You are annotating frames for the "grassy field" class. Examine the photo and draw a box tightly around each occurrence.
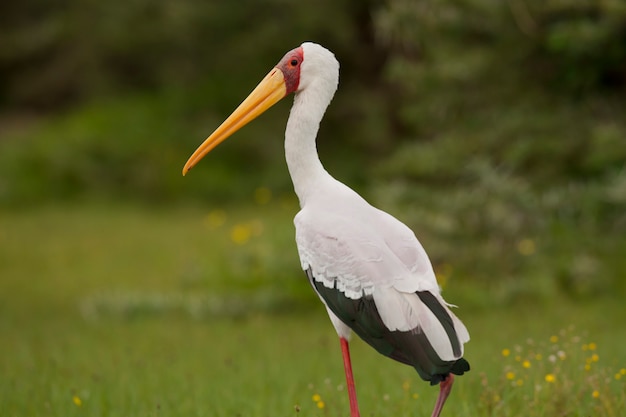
[1,204,624,416]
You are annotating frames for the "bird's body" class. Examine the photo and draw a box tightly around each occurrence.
[183,42,470,417]
[297,186,470,384]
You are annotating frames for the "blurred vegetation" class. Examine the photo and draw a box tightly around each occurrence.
[371,0,626,302]
[2,206,626,416]
[1,0,625,303]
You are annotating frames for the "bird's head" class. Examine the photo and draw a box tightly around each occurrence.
[182,42,338,175]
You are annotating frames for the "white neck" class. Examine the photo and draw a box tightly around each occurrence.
[284,82,335,206]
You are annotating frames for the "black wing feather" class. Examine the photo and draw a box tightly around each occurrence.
[306,268,470,385]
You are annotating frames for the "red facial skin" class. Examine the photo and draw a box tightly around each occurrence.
[276,46,303,95]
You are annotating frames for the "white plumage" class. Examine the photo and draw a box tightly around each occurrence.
[183,41,470,417]
[294,176,470,360]
[288,43,468,360]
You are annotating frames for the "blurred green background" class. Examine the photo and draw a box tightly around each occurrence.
[2,0,625,301]
[1,0,626,415]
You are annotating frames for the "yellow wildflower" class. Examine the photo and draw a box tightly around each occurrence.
[545,374,556,383]
[549,335,558,343]
[517,239,536,255]
[588,342,597,351]
[501,348,510,357]
[506,371,516,380]
[231,224,252,244]
[72,395,82,407]
[621,368,626,375]
[412,393,419,399]
[312,394,321,402]
[522,360,531,369]
[316,401,325,409]
[590,353,599,362]
[516,379,524,387]
[592,390,600,399]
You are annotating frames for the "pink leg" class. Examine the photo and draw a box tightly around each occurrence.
[431,374,454,417]
[340,337,361,417]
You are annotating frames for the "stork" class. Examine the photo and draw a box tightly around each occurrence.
[183,42,470,417]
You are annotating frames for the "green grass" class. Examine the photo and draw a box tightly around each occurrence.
[1,204,624,416]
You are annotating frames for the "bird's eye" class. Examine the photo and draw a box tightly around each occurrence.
[290,59,299,67]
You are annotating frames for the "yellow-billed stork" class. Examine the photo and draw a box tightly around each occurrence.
[183,42,470,417]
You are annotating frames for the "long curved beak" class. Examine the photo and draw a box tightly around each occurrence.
[182,68,288,175]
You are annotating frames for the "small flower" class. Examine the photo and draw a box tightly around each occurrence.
[312,394,321,402]
[517,239,535,255]
[545,374,556,383]
[615,373,622,380]
[588,342,597,351]
[590,353,599,362]
[230,224,252,245]
[412,393,419,400]
[592,390,600,399]
[557,351,566,360]
[316,401,325,409]
[621,368,626,375]
[506,371,516,380]
[501,348,511,357]
[522,360,531,369]
[549,335,558,343]
[72,395,82,407]
[535,353,543,360]
[515,379,524,387]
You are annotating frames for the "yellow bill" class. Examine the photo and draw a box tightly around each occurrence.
[182,68,288,175]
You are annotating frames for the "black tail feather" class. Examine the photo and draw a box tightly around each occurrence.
[306,268,471,385]
[416,291,462,357]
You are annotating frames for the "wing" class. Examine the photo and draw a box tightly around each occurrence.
[295,198,470,369]
[307,267,470,383]
[295,203,439,299]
